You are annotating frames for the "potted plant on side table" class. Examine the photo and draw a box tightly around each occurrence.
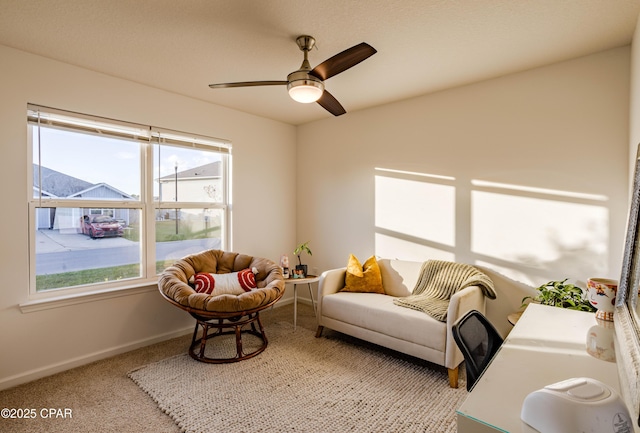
[521,279,596,312]
[293,241,312,278]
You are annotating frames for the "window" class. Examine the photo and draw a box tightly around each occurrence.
[28,104,230,298]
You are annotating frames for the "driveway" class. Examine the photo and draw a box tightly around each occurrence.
[35,229,220,274]
[35,229,135,253]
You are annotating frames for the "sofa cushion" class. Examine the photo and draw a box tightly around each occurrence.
[341,254,384,294]
[322,292,447,351]
[377,259,421,297]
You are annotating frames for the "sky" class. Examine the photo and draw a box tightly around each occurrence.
[35,126,222,196]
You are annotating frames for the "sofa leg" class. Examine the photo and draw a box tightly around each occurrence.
[315,326,324,338]
[448,367,459,389]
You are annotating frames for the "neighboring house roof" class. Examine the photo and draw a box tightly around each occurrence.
[159,161,221,181]
[33,164,134,199]
[33,186,57,198]
[69,183,134,199]
[33,164,93,197]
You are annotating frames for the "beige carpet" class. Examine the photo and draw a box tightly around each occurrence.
[0,304,467,432]
[128,321,467,433]
[0,304,313,433]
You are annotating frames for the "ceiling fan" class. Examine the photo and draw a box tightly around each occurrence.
[209,35,377,116]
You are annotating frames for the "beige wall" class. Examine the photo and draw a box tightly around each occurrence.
[297,47,630,329]
[0,39,634,389]
[0,45,297,389]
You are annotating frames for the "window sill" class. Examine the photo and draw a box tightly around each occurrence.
[19,281,159,313]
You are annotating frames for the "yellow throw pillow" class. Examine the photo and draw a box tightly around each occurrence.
[341,254,384,294]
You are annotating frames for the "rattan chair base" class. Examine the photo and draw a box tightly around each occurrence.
[188,311,268,363]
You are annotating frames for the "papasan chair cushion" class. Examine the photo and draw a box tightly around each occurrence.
[159,249,285,314]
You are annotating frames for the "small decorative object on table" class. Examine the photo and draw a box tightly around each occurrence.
[586,318,616,362]
[280,254,290,279]
[293,241,312,277]
[587,278,618,321]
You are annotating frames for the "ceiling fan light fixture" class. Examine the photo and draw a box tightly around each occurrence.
[287,79,324,103]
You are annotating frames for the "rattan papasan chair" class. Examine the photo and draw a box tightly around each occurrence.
[158,249,285,363]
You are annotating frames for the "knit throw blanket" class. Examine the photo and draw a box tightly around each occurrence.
[393,260,496,321]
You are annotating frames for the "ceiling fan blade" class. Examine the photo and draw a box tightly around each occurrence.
[209,81,287,89]
[309,42,377,81]
[317,90,346,116]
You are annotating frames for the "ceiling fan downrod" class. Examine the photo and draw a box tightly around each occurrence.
[288,35,324,102]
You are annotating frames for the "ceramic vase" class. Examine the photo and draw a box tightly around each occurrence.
[587,278,618,322]
[586,318,616,362]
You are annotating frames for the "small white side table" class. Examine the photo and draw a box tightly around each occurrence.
[284,275,320,330]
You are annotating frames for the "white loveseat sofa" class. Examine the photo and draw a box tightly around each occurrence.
[315,258,488,388]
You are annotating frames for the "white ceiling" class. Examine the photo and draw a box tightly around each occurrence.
[0,0,638,125]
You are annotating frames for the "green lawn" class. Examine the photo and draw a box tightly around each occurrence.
[36,264,141,291]
[36,222,221,291]
[123,221,221,242]
[36,260,181,291]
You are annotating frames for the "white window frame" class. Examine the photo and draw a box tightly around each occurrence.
[24,104,231,308]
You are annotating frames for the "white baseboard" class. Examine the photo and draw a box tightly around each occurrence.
[0,325,193,391]
[276,297,314,307]
[277,297,294,306]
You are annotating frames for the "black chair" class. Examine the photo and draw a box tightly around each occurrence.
[452,309,504,391]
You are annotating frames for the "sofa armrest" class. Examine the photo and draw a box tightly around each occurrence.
[318,267,346,296]
[444,285,486,369]
[316,267,346,321]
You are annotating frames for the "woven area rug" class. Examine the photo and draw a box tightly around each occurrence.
[128,322,467,433]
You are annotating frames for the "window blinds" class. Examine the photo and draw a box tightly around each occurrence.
[27,104,231,153]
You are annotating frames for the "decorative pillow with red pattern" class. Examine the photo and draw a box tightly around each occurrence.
[192,267,258,296]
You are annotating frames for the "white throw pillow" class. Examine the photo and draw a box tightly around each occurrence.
[192,267,258,296]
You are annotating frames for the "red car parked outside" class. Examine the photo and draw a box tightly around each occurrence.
[80,215,124,238]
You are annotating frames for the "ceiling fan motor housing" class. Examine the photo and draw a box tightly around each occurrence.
[287,71,324,103]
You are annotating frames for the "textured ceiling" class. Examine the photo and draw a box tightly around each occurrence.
[0,0,638,125]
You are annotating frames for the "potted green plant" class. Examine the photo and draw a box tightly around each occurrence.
[521,279,596,312]
[293,241,312,277]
